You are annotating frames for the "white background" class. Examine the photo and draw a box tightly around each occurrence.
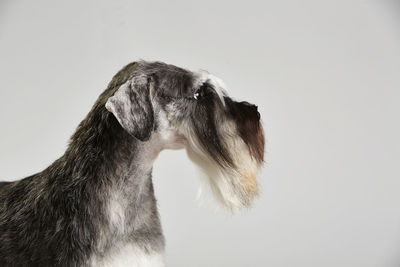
[1,1,400,266]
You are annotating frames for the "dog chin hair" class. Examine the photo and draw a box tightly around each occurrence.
[181,121,262,212]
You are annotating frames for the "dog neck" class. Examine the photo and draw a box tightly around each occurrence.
[61,103,165,262]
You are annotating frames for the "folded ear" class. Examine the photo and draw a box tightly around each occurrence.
[105,75,154,141]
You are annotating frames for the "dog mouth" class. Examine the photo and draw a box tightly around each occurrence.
[181,118,264,211]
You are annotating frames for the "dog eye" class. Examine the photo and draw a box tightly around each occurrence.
[193,85,207,100]
[193,91,201,100]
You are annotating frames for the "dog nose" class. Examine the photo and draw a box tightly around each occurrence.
[254,107,260,120]
[242,102,255,109]
[241,102,260,120]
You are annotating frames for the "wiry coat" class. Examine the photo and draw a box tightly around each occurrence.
[0,62,164,266]
[0,61,264,267]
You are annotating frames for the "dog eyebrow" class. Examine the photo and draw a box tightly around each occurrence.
[195,70,228,107]
[205,80,226,107]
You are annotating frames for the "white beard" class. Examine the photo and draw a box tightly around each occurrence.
[181,120,262,212]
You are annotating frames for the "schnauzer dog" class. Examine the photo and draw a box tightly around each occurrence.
[0,61,264,267]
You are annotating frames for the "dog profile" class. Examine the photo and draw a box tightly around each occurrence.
[0,61,264,267]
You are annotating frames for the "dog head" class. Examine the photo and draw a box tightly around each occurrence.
[106,61,264,211]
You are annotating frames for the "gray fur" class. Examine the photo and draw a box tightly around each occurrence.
[0,60,264,266]
[106,75,154,141]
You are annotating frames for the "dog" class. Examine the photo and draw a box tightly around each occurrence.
[0,61,264,267]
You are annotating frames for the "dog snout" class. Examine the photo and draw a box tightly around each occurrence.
[254,107,260,120]
[250,104,260,120]
[242,102,260,120]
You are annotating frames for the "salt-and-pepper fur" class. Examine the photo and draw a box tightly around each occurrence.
[0,61,264,267]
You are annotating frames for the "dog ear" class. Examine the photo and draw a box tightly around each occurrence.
[105,75,154,141]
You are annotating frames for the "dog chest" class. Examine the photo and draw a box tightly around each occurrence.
[89,243,164,267]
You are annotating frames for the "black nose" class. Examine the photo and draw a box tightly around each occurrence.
[242,101,256,108]
[241,102,260,120]
[254,107,260,120]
